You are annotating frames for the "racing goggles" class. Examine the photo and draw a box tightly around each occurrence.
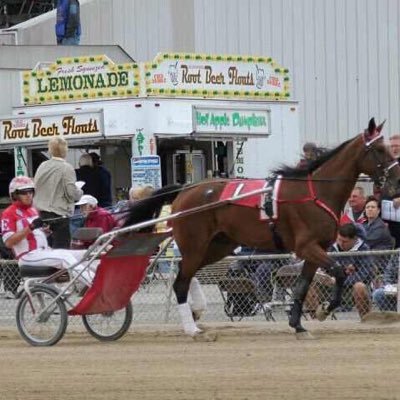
[16,188,35,195]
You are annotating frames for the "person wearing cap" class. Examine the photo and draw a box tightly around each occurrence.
[297,142,318,168]
[76,194,116,246]
[1,176,94,292]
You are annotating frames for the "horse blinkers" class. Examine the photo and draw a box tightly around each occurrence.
[364,134,399,189]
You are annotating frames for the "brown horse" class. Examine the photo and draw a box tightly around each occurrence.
[124,118,400,337]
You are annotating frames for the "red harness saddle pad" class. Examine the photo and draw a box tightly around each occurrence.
[220,179,268,208]
[68,232,171,316]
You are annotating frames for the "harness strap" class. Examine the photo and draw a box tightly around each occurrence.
[277,174,339,225]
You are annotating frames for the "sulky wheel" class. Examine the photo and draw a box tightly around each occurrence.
[16,285,68,346]
[82,301,133,342]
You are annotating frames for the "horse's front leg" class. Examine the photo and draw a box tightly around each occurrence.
[290,243,334,335]
[288,263,316,334]
[316,263,346,321]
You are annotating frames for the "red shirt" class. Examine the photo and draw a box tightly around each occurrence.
[1,203,48,258]
[84,207,116,235]
[340,209,366,225]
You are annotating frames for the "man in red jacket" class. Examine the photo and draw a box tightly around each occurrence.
[75,195,116,246]
[340,186,367,225]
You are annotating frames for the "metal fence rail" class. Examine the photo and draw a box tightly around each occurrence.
[0,249,398,331]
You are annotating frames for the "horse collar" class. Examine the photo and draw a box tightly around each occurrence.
[278,175,339,225]
[306,175,339,225]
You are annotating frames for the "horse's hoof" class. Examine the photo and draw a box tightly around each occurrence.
[295,331,316,340]
[193,330,218,342]
[316,302,330,322]
[288,318,297,329]
[192,310,204,321]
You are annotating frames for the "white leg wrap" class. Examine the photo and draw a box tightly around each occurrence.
[177,303,201,336]
[189,277,207,312]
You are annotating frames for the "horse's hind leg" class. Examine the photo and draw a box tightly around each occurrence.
[173,235,237,336]
[174,263,202,336]
[189,240,238,321]
[189,277,207,321]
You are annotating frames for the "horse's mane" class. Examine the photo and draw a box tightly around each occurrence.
[122,184,182,229]
[273,137,354,177]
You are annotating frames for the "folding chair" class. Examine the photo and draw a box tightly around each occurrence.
[218,275,275,322]
[271,264,336,320]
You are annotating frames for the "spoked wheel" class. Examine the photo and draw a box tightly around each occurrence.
[82,302,133,341]
[16,286,68,346]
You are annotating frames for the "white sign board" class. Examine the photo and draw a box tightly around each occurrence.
[145,53,291,101]
[381,200,400,222]
[193,106,270,137]
[131,155,162,189]
[0,110,104,146]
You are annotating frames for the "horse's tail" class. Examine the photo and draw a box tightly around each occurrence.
[122,184,182,229]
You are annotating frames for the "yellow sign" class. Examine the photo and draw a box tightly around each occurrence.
[22,55,140,105]
[144,53,291,100]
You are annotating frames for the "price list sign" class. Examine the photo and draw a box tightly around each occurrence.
[131,155,162,189]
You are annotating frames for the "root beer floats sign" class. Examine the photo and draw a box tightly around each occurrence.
[21,55,140,105]
[144,53,291,100]
[0,111,103,146]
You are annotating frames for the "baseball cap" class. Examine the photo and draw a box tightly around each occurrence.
[76,194,98,206]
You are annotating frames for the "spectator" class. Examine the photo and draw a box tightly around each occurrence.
[114,185,154,227]
[329,223,373,318]
[362,196,394,250]
[75,153,102,199]
[380,135,400,248]
[55,0,81,45]
[229,247,277,302]
[34,137,83,249]
[129,185,154,201]
[372,255,398,311]
[1,176,93,291]
[74,195,116,247]
[297,142,318,168]
[90,152,113,208]
[340,186,367,225]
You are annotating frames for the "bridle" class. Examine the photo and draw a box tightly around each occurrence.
[364,133,399,189]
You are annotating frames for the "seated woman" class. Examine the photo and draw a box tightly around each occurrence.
[74,194,116,247]
[363,196,394,250]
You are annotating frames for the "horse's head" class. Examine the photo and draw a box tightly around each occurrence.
[360,118,400,193]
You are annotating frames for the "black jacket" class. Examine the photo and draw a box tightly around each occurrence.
[75,166,102,200]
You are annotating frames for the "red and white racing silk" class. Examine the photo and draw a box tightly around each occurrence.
[1,204,48,259]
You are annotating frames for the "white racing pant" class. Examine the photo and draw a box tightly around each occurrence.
[19,249,97,286]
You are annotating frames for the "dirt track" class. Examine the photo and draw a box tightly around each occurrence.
[2,319,400,400]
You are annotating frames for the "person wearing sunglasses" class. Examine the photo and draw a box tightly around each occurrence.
[0,176,93,293]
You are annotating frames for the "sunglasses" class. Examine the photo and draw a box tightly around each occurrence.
[16,189,34,195]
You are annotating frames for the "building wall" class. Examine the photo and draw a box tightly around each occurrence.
[0,71,21,115]
[3,0,400,146]
[191,0,400,146]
